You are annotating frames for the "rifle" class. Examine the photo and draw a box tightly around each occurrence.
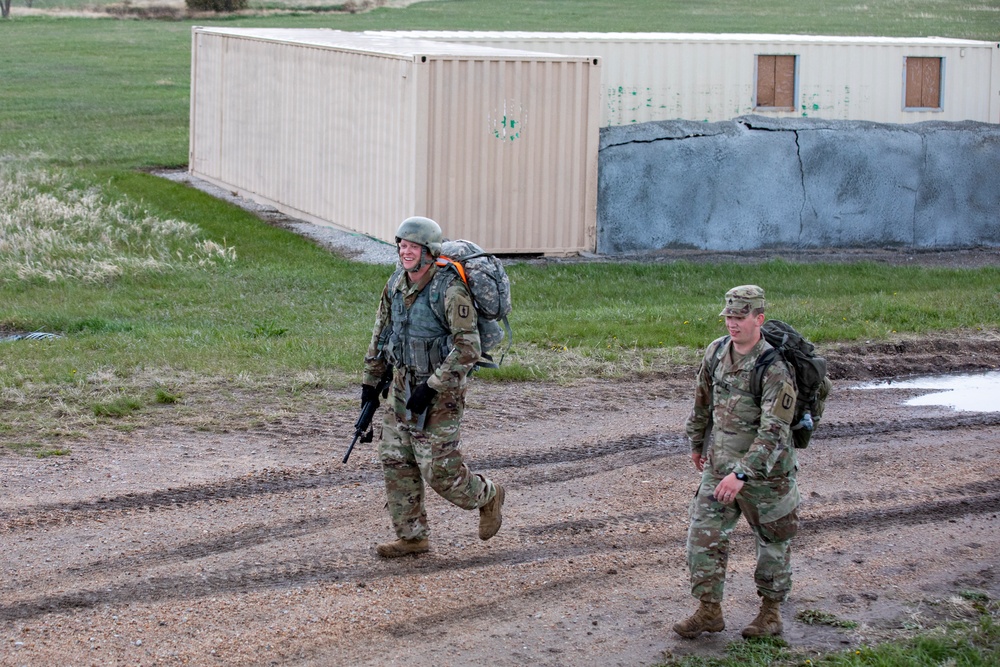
[342,367,393,464]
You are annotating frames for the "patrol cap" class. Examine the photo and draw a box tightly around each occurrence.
[719,285,766,317]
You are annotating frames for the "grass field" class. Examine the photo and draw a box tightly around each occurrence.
[1,1,998,391]
[6,0,999,40]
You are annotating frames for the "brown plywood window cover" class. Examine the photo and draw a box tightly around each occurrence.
[757,55,796,109]
[905,57,942,109]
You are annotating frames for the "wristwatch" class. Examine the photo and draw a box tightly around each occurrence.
[734,472,748,482]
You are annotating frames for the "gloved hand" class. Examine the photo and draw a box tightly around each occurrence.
[406,382,437,414]
[361,383,380,409]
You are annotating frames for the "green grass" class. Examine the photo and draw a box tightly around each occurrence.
[1,2,999,440]
[796,609,860,629]
[659,599,1000,667]
[510,260,1000,350]
[3,163,997,440]
[6,0,999,40]
[4,168,997,386]
[92,395,144,417]
[1,3,997,167]
[0,20,191,168]
[1,168,389,376]
[5,442,72,458]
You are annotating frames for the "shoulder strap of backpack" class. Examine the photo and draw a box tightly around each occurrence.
[709,336,771,403]
[420,263,456,330]
[749,347,782,407]
[705,336,729,382]
[436,255,468,286]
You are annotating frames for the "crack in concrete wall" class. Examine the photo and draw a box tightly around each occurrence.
[597,116,1000,254]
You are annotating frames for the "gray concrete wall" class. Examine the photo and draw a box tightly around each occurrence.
[597,116,1000,254]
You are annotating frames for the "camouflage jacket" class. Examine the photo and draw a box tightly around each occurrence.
[685,335,798,482]
[363,263,481,394]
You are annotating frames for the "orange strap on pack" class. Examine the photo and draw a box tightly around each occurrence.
[436,255,468,285]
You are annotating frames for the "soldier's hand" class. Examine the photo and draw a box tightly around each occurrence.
[691,451,705,472]
[406,382,437,413]
[713,473,745,504]
[361,383,380,409]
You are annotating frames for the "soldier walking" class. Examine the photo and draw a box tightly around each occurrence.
[674,285,800,638]
[361,216,505,558]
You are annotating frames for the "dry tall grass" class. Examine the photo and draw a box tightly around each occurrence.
[0,162,235,283]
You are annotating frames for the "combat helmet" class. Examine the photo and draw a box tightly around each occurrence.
[395,216,442,256]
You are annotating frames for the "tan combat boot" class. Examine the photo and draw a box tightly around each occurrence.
[375,537,429,558]
[741,597,783,637]
[478,484,505,540]
[673,601,725,638]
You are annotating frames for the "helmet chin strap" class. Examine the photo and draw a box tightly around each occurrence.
[403,246,432,274]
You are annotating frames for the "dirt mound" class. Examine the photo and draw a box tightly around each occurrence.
[824,331,1000,381]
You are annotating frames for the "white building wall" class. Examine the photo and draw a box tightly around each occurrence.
[366,31,999,125]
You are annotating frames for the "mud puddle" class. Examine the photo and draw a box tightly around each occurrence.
[859,370,1000,412]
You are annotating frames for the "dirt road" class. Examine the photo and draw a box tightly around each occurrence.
[2,331,999,666]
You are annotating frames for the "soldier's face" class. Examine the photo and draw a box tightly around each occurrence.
[725,312,764,347]
[398,240,425,272]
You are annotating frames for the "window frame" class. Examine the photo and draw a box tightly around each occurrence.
[903,56,944,112]
[754,53,799,112]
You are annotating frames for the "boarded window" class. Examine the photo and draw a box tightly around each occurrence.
[904,57,942,109]
[756,55,796,109]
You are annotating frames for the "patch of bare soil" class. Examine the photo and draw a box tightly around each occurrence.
[2,328,999,666]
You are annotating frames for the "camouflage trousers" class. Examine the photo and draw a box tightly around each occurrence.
[685,472,798,603]
[378,386,495,541]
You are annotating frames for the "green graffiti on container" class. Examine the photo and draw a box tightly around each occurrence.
[493,116,520,141]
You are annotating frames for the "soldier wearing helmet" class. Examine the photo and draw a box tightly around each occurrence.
[360,216,505,558]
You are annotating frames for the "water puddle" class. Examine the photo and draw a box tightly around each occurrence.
[860,371,1000,413]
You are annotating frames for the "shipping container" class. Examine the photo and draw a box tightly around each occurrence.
[366,31,1000,125]
[190,28,602,254]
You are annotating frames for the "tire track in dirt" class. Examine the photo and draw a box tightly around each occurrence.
[2,480,997,627]
[4,479,997,626]
[0,432,681,532]
[524,487,1000,536]
[3,416,997,533]
[61,516,335,575]
[801,488,1000,532]
[0,538,646,623]
[0,467,380,532]
[16,475,995,618]
[821,413,1000,438]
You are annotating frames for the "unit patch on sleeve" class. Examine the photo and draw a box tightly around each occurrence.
[773,380,796,423]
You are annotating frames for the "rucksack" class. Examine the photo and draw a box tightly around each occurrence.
[434,239,513,367]
[708,320,831,448]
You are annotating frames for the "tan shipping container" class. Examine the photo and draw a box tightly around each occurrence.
[190,28,602,254]
[366,31,1000,125]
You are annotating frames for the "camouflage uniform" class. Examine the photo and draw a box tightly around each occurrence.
[684,325,800,604]
[364,263,498,541]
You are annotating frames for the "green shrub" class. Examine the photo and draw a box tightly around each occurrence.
[185,0,247,12]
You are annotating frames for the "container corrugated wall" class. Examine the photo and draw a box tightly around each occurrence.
[419,57,600,251]
[189,28,600,254]
[366,31,998,125]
